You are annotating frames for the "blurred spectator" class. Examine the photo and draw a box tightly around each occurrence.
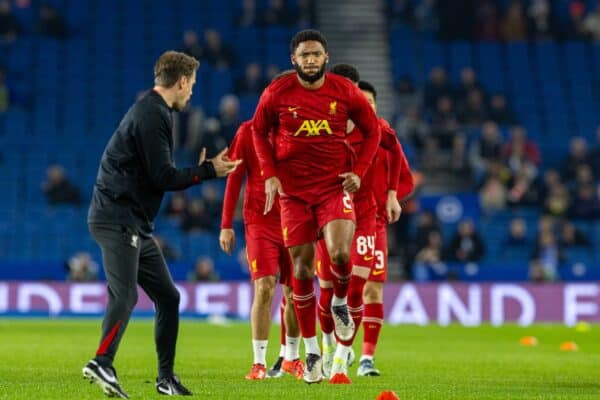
[527,0,555,40]
[181,30,203,61]
[529,259,549,282]
[558,221,591,248]
[542,182,570,218]
[475,0,500,41]
[459,89,488,127]
[447,134,472,181]
[501,0,528,41]
[431,95,460,148]
[188,257,219,282]
[235,0,258,28]
[413,230,446,282]
[419,135,445,173]
[261,0,293,26]
[569,184,600,219]
[234,62,267,96]
[173,102,206,161]
[218,94,241,143]
[446,219,485,263]
[0,0,22,43]
[265,64,281,81]
[37,4,68,38]
[296,0,316,29]
[202,29,235,69]
[531,230,564,281]
[583,4,600,40]
[502,125,541,167]
[479,175,508,213]
[507,163,540,207]
[503,218,530,249]
[455,67,485,105]
[413,211,441,250]
[201,183,223,221]
[395,105,430,150]
[0,67,9,113]
[66,252,99,282]
[42,165,82,206]
[165,192,188,222]
[154,235,180,262]
[395,75,422,111]
[198,118,227,157]
[424,67,453,112]
[562,137,591,183]
[181,199,212,233]
[388,0,414,25]
[469,121,503,181]
[565,0,587,40]
[414,0,438,33]
[488,94,515,125]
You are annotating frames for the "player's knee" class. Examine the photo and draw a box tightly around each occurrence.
[330,249,350,266]
[363,285,381,303]
[293,260,313,280]
[255,278,276,304]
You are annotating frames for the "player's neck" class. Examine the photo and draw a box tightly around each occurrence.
[296,74,325,90]
[153,86,176,108]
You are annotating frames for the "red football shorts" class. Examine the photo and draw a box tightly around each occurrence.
[279,190,356,248]
[315,193,376,282]
[369,218,388,282]
[245,223,293,285]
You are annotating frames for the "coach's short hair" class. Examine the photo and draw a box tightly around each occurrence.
[330,64,360,83]
[358,80,377,100]
[290,29,328,53]
[154,51,200,88]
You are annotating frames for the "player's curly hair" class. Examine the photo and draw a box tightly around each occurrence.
[154,51,199,88]
[358,80,377,100]
[330,64,360,84]
[290,29,328,53]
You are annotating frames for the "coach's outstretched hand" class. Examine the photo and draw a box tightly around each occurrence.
[207,147,242,177]
[219,228,236,255]
[339,172,361,193]
[264,176,284,215]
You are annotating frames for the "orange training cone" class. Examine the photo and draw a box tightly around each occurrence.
[519,336,538,346]
[376,390,400,400]
[560,341,578,352]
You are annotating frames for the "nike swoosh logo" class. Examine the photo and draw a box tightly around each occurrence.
[288,106,299,112]
[158,385,174,395]
[95,364,118,384]
[364,256,374,261]
[297,303,312,309]
[372,270,385,276]
[343,209,353,214]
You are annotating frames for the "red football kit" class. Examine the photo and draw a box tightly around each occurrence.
[221,120,292,284]
[252,72,381,248]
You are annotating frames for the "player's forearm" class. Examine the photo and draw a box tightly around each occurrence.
[354,130,381,178]
[220,166,245,229]
[387,140,402,191]
[251,132,277,179]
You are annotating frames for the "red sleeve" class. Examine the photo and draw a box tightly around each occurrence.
[347,85,381,178]
[220,125,248,229]
[395,143,414,200]
[252,87,277,179]
[379,119,402,191]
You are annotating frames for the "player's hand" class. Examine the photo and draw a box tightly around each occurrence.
[198,147,206,164]
[386,190,402,223]
[264,176,283,215]
[339,172,361,193]
[219,228,236,255]
[209,147,243,177]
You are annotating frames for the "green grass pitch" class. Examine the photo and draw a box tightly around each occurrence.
[0,319,599,399]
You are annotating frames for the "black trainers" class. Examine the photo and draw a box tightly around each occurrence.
[156,375,192,396]
[82,359,129,399]
[267,356,284,378]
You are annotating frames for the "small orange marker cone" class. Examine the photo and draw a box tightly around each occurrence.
[519,336,538,346]
[376,390,400,400]
[560,341,578,352]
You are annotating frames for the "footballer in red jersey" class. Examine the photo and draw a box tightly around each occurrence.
[356,80,414,378]
[313,66,404,381]
[220,120,304,381]
[252,30,381,384]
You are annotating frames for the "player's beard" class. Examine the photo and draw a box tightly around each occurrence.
[295,62,326,83]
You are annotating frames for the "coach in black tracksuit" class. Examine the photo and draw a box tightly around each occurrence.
[83,51,240,398]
